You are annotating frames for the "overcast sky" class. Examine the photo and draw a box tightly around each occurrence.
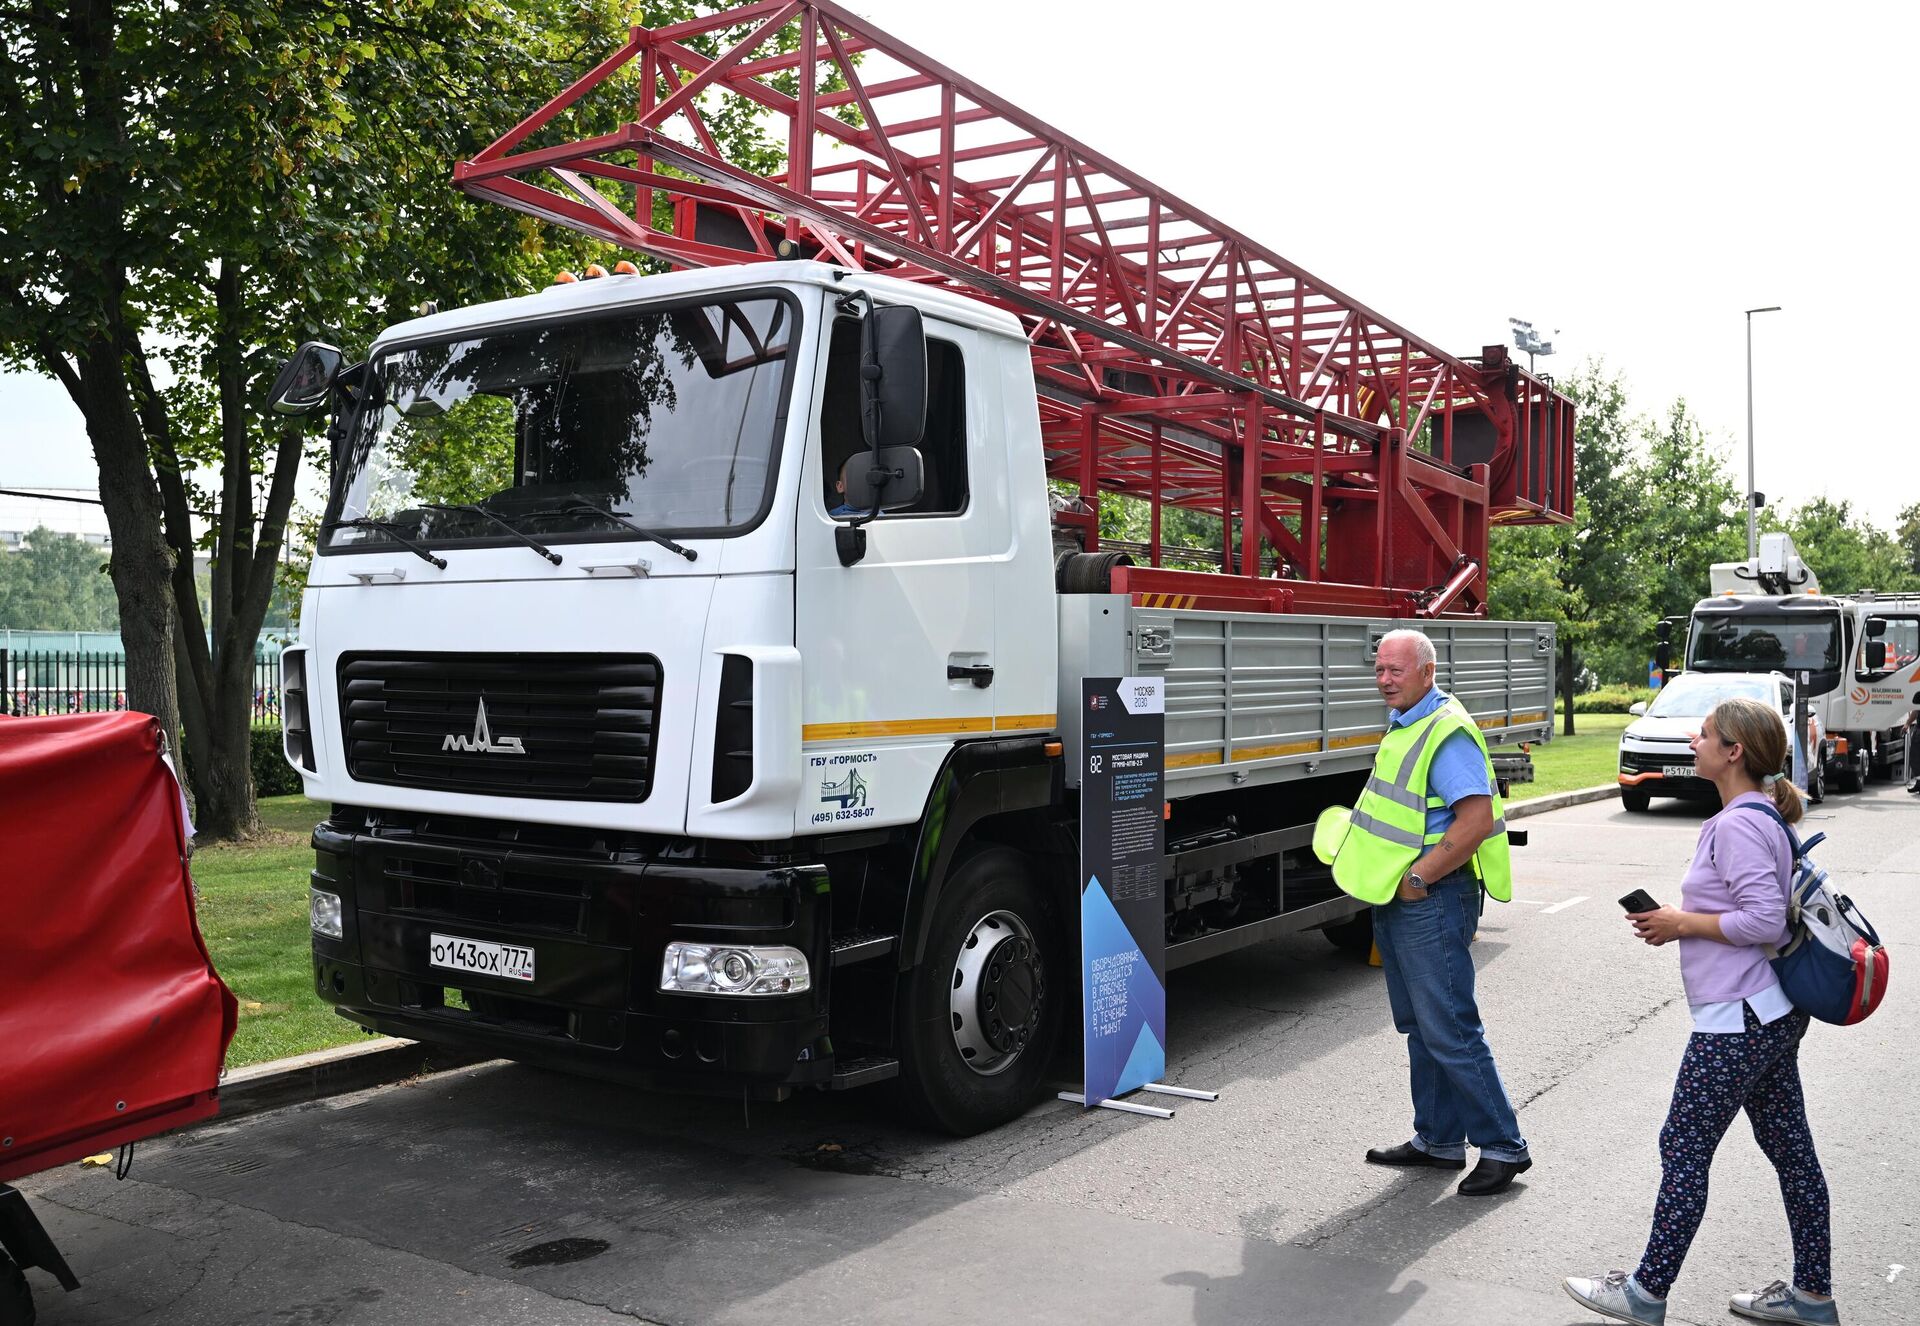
[5,0,1913,529]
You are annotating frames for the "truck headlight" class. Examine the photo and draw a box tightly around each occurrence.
[660,942,810,996]
[310,887,344,940]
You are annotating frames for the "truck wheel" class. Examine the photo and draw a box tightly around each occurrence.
[896,845,1064,1136]
[0,1251,33,1326]
[1321,909,1374,956]
[1837,755,1864,794]
[1620,786,1652,813]
[1807,759,1825,805]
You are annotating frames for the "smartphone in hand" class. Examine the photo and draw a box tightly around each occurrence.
[1618,889,1660,914]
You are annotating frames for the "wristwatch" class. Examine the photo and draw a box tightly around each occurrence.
[1403,870,1429,894]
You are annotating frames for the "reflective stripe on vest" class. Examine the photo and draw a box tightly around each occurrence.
[1331,696,1513,905]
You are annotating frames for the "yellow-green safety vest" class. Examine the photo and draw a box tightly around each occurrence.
[1313,696,1512,905]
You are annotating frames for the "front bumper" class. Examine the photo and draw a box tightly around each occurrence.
[309,808,832,1098]
[1617,746,1714,800]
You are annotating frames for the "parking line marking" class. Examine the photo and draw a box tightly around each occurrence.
[1514,898,1549,906]
[1542,896,1590,914]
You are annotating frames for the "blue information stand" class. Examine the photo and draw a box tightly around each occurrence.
[1060,676,1216,1120]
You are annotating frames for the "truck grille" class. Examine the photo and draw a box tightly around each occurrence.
[338,653,661,802]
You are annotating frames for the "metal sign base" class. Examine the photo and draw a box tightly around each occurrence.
[1058,1082,1219,1120]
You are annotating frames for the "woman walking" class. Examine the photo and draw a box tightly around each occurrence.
[1564,697,1837,1325]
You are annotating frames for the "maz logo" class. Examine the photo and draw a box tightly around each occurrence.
[443,697,525,755]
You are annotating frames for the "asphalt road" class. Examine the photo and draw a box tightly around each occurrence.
[19,782,1920,1326]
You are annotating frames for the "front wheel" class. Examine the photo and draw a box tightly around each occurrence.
[1808,757,1825,805]
[1620,786,1652,813]
[896,845,1066,1136]
[1836,754,1864,794]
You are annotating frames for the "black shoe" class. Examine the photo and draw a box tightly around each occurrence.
[1365,1142,1466,1170]
[1457,1155,1531,1195]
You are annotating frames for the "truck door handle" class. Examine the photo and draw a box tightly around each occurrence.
[947,664,995,688]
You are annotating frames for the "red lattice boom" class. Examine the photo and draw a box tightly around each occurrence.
[455,0,1573,616]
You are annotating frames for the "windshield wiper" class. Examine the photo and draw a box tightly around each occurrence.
[425,503,562,565]
[322,517,447,569]
[559,498,698,562]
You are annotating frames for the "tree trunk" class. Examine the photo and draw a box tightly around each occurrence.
[76,338,183,763]
[1561,638,1577,737]
[193,645,260,840]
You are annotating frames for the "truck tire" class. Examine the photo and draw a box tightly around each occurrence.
[1620,786,1652,813]
[1807,758,1825,805]
[1321,909,1374,956]
[896,845,1065,1136]
[0,1251,33,1326]
[1836,754,1864,794]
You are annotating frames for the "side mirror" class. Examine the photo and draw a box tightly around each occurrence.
[842,446,926,513]
[1654,620,1672,643]
[1628,701,1649,717]
[1654,642,1672,671]
[860,305,927,450]
[269,341,344,416]
[1866,618,1887,639]
[1862,641,1888,672]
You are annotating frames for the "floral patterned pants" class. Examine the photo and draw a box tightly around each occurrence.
[1635,1004,1830,1299]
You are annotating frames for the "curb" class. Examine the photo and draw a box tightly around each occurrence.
[1506,783,1620,820]
[218,1038,491,1123]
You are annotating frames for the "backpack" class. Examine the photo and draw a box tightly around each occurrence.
[1733,801,1889,1026]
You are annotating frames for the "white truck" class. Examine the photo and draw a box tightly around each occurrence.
[1674,533,1920,795]
[272,261,1555,1134]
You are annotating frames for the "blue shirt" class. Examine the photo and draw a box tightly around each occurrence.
[1387,685,1494,835]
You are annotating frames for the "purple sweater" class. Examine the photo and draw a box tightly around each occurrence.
[1675,791,1793,1005]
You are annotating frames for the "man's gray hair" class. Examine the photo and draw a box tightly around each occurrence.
[1379,628,1436,668]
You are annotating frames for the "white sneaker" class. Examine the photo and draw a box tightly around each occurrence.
[1563,1270,1666,1324]
[1730,1279,1839,1323]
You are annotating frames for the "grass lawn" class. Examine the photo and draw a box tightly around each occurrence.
[1516,712,1631,800]
[192,794,361,1069]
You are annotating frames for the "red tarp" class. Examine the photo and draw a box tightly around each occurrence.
[0,712,236,1183]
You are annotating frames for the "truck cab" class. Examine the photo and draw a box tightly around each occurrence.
[281,262,1059,1124]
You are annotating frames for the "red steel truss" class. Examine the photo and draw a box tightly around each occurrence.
[455,0,1573,616]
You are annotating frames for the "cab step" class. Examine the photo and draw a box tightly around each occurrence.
[830,931,896,966]
[829,1054,900,1090]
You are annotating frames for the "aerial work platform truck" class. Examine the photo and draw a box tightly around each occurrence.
[274,0,1572,1134]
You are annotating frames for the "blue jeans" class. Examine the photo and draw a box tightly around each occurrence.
[1372,870,1529,1163]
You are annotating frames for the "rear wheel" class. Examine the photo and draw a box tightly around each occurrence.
[1321,908,1375,956]
[1620,786,1652,813]
[896,845,1066,1135]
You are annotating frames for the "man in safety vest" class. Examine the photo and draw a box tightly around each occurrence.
[1321,628,1531,1196]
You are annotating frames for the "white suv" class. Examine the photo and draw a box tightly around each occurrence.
[1616,671,1818,811]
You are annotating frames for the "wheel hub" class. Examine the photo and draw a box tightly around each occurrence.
[948,909,1043,1076]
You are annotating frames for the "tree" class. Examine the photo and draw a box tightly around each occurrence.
[1772,496,1920,595]
[0,528,121,631]
[1,2,798,837]
[1898,501,1920,578]
[1630,399,1744,633]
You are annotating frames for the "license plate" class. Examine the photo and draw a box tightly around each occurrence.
[429,932,535,983]
[1662,764,1694,778]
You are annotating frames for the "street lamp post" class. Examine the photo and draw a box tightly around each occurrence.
[1745,305,1782,559]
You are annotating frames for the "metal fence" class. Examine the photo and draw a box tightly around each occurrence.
[0,649,283,725]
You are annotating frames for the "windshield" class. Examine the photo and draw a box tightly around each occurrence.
[1646,675,1775,719]
[1687,613,1839,674]
[324,295,795,552]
